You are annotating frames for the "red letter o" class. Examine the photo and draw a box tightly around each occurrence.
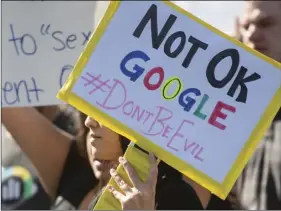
[143,67,164,90]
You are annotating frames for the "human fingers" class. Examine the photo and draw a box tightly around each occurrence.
[108,185,125,203]
[118,157,141,189]
[110,168,132,193]
[146,152,158,189]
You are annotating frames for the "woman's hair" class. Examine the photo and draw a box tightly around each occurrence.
[76,111,89,159]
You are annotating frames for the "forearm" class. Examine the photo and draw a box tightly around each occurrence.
[2,107,73,199]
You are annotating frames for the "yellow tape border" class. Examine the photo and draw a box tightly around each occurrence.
[57,1,281,199]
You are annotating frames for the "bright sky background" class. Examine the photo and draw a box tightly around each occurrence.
[94,1,245,35]
[173,1,245,35]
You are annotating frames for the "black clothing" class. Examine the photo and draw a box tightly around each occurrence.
[57,142,98,208]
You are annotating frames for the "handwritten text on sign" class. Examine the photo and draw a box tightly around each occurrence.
[1,1,95,107]
[71,1,281,182]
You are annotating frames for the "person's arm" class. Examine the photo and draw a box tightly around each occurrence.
[107,153,210,210]
[2,107,72,199]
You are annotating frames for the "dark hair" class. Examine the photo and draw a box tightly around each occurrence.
[76,111,89,159]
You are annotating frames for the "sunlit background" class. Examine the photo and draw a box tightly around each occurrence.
[174,1,244,35]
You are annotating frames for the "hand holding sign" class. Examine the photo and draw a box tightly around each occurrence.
[108,153,158,210]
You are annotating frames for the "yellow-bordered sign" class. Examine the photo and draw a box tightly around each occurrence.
[57,1,281,199]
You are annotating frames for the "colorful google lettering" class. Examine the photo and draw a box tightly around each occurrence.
[119,4,262,131]
[120,50,236,131]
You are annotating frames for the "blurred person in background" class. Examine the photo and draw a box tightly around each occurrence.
[234,1,281,210]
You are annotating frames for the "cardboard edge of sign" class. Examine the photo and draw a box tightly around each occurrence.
[57,0,281,199]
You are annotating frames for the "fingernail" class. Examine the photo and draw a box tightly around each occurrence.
[149,152,157,160]
[119,180,124,186]
[119,157,125,163]
[108,186,113,192]
[110,168,116,174]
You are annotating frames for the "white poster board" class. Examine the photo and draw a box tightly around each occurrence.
[1,1,96,107]
[57,1,281,198]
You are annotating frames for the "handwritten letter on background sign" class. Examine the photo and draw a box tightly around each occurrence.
[1,1,96,107]
[58,1,281,198]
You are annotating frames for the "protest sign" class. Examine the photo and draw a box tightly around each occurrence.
[1,1,95,107]
[57,1,281,199]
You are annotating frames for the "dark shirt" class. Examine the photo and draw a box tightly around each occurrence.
[155,162,203,209]
[155,178,203,210]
